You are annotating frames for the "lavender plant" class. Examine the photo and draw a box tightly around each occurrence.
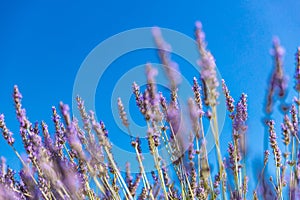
[0,22,299,200]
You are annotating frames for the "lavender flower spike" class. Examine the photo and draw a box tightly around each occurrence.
[233,93,248,132]
[13,85,30,129]
[188,98,201,139]
[267,120,282,167]
[192,77,204,117]
[195,21,219,106]
[0,114,15,145]
[118,98,129,128]
[294,47,300,92]
[266,37,287,113]
[221,79,235,114]
[152,26,181,90]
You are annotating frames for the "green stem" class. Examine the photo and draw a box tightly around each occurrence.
[211,106,227,200]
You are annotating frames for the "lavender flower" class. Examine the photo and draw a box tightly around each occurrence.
[1,22,300,200]
[222,79,235,115]
[117,98,129,128]
[146,62,158,85]
[264,150,270,165]
[159,92,168,114]
[290,104,298,137]
[188,98,201,139]
[227,142,241,173]
[13,86,30,129]
[0,114,15,145]
[132,82,142,106]
[295,47,300,92]
[152,27,181,91]
[266,37,287,113]
[281,121,290,146]
[195,21,219,106]
[76,96,92,135]
[233,93,248,132]
[52,106,65,157]
[267,120,282,167]
[192,77,204,117]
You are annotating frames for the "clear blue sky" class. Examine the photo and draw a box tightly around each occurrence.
[0,0,300,194]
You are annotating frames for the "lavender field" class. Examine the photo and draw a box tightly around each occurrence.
[1,1,300,200]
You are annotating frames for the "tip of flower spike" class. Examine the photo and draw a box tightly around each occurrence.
[195,21,202,29]
[272,36,280,45]
[270,36,285,56]
[152,26,161,37]
[296,47,300,62]
[146,63,158,82]
[242,93,248,98]
[13,85,22,99]
[59,102,70,115]
[266,119,275,126]
[76,95,83,103]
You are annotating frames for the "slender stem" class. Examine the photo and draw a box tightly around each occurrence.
[211,105,227,200]
[154,146,169,199]
[182,164,195,199]
[104,146,134,200]
[233,136,241,196]
[134,145,155,200]
[102,176,121,200]
[199,117,215,198]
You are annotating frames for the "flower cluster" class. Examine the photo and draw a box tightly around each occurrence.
[0,22,299,200]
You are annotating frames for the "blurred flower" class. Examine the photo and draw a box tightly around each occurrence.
[266,37,288,113]
[195,21,219,106]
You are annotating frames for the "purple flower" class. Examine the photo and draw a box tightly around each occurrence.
[195,21,207,52]
[152,27,181,90]
[227,142,240,172]
[76,96,92,134]
[264,150,270,165]
[266,37,288,113]
[270,37,285,58]
[166,103,180,136]
[188,98,201,139]
[159,92,167,111]
[132,82,146,116]
[290,104,298,137]
[233,93,248,132]
[267,120,282,167]
[146,64,160,109]
[118,98,129,128]
[222,79,235,115]
[52,106,65,157]
[13,86,30,129]
[66,120,85,160]
[192,77,204,116]
[195,22,219,106]
[146,63,158,85]
[41,121,54,154]
[60,102,71,126]
[294,47,300,91]
[0,114,15,145]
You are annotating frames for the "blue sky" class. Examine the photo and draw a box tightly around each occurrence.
[0,0,300,195]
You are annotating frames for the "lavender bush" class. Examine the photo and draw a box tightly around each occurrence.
[0,21,299,200]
